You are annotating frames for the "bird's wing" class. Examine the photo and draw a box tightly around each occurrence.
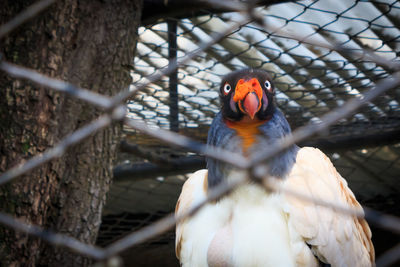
[282,147,374,267]
[175,169,208,259]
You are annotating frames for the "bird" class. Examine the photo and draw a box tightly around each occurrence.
[175,68,375,267]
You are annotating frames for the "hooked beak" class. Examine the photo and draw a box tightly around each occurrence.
[242,92,259,119]
[233,78,263,119]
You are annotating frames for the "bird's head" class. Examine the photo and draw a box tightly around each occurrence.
[219,68,275,121]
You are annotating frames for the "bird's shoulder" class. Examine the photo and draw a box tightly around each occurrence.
[175,169,208,258]
[175,169,208,217]
[283,147,375,266]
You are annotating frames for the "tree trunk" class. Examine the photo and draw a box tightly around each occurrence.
[0,0,142,266]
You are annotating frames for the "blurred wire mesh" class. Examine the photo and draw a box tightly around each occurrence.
[103,0,400,265]
[0,0,400,266]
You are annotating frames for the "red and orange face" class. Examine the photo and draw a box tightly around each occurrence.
[219,69,275,121]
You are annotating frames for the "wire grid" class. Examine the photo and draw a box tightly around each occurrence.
[128,0,400,133]
[0,0,400,266]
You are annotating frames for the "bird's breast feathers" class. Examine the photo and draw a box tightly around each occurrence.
[177,173,315,267]
[175,148,374,267]
[224,118,268,153]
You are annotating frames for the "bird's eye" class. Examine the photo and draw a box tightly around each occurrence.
[264,80,272,91]
[223,83,232,95]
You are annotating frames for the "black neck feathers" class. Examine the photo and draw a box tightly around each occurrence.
[206,108,299,189]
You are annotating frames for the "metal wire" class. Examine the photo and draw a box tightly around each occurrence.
[0,61,113,109]
[0,0,56,39]
[0,114,114,186]
[0,212,105,260]
[0,0,399,265]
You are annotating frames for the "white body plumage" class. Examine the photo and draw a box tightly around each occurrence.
[175,148,374,267]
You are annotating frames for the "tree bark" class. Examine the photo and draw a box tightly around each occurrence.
[0,0,142,266]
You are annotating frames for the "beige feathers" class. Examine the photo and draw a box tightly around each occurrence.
[175,170,208,260]
[283,147,374,266]
[175,148,375,266]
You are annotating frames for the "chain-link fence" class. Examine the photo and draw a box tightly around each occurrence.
[1,0,400,266]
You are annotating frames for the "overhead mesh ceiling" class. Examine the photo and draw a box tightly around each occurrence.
[127,0,400,140]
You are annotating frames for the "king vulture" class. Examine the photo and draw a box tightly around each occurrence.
[175,68,374,267]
